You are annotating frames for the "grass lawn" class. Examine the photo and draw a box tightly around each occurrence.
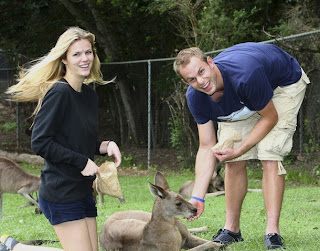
[0,164,319,250]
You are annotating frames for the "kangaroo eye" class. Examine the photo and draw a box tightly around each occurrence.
[176,202,182,207]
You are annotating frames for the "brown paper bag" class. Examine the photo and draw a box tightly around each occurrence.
[94,161,124,199]
[212,127,242,150]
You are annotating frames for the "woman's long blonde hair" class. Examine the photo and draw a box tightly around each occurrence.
[6,26,105,116]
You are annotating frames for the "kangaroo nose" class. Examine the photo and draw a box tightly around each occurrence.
[192,207,197,214]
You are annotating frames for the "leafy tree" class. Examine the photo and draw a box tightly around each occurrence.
[0,0,319,167]
[0,0,75,64]
[268,1,320,159]
[0,0,182,147]
[155,0,320,167]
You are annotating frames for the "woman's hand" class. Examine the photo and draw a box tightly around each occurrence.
[81,158,99,176]
[100,141,122,167]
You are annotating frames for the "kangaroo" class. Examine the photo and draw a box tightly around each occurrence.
[179,164,225,199]
[99,172,223,251]
[0,157,41,217]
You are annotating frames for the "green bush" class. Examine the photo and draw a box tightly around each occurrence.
[0,122,17,132]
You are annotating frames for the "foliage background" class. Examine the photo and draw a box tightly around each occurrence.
[0,2,319,250]
[0,0,319,171]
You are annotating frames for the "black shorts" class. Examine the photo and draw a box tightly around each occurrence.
[39,194,97,225]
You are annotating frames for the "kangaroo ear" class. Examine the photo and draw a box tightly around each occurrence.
[154,172,170,190]
[148,182,168,199]
[216,163,222,174]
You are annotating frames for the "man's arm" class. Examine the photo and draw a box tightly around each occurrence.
[212,99,278,162]
[188,120,217,220]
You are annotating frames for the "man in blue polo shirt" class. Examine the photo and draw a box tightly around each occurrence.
[173,43,310,249]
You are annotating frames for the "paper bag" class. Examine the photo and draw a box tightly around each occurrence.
[212,127,242,150]
[94,161,124,199]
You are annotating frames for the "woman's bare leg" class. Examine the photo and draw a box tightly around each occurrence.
[53,218,97,251]
[12,244,62,251]
[85,217,98,251]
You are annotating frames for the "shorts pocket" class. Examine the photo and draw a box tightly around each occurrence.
[264,115,297,156]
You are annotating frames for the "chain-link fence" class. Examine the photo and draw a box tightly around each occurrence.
[0,30,319,167]
[99,30,320,166]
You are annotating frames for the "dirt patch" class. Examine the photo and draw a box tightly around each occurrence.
[0,100,180,170]
[0,146,180,171]
[120,146,180,170]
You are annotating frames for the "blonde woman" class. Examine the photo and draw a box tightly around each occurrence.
[2,27,121,251]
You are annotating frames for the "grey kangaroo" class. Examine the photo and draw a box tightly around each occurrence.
[99,172,223,251]
[0,157,40,217]
[179,164,225,199]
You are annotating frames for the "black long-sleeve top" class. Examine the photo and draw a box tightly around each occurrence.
[31,79,102,203]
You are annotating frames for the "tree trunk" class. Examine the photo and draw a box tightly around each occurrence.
[59,0,139,145]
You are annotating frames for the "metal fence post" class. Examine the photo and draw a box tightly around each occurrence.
[147,60,151,168]
[16,102,20,148]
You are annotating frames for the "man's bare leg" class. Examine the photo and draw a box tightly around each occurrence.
[224,160,247,233]
[262,160,285,235]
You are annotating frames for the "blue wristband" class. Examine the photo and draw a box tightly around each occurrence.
[191,196,205,203]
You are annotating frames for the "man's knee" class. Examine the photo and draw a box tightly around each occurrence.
[226,161,247,175]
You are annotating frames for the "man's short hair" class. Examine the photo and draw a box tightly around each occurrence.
[173,47,207,76]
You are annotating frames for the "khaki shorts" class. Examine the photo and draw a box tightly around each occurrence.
[217,69,310,162]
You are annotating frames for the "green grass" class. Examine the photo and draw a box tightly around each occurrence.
[1,165,319,250]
